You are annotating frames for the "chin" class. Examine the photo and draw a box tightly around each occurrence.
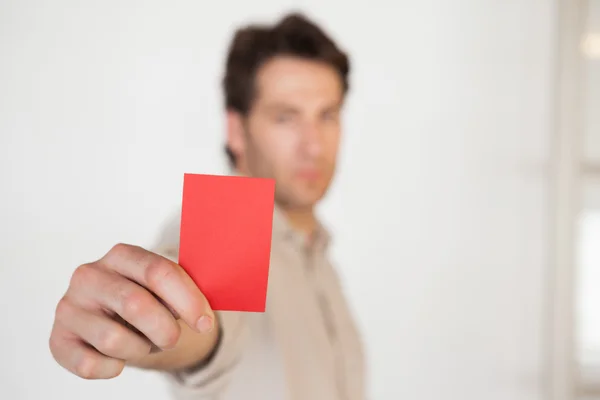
[277,177,331,207]
[296,188,328,207]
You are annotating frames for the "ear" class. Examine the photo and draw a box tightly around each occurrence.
[226,110,245,162]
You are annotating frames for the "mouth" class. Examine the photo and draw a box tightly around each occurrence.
[296,169,321,181]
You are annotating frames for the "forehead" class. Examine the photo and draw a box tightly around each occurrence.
[253,56,343,108]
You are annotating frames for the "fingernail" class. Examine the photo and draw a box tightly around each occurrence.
[196,315,214,333]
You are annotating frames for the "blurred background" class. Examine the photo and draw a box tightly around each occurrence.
[0,0,598,399]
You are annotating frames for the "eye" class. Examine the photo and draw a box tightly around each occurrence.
[322,111,338,122]
[275,113,294,123]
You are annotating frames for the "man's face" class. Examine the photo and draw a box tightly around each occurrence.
[228,56,344,210]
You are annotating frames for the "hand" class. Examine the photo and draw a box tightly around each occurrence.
[49,243,216,379]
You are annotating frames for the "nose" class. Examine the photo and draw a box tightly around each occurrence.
[300,122,323,158]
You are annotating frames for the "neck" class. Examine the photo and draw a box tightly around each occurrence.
[234,168,319,237]
[280,205,317,237]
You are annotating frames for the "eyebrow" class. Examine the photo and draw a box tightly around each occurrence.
[264,102,342,114]
[263,103,300,113]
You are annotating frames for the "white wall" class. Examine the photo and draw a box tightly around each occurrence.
[583,0,600,162]
[0,1,557,399]
[578,0,600,373]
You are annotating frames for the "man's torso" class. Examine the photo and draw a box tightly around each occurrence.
[156,206,365,400]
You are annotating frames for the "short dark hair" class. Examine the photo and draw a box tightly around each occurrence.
[222,12,350,168]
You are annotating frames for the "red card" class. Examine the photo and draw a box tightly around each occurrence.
[178,173,275,312]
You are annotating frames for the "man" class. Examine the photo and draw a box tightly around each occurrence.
[49,12,365,400]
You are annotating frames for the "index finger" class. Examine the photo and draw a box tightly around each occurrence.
[100,243,214,333]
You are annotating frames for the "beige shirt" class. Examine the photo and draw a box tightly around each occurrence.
[153,205,366,400]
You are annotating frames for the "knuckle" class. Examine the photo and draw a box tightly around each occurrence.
[74,355,97,379]
[144,258,178,288]
[101,243,133,266]
[110,243,143,259]
[119,289,150,318]
[54,296,71,320]
[110,243,130,256]
[48,332,61,357]
[106,360,126,378]
[54,296,74,323]
[96,328,125,355]
[70,263,96,288]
